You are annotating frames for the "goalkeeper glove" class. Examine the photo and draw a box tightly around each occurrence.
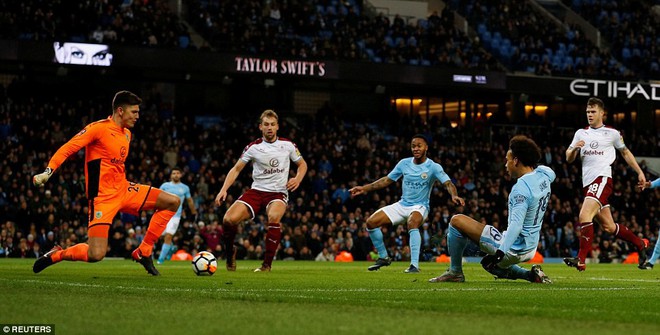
[33,167,53,186]
[480,249,505,271]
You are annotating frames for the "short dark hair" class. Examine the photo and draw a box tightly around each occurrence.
[171,167,182,172]
[412,134,429,145]
[509,135,541,167]
[112,91,142,111]
[587,97,604,109]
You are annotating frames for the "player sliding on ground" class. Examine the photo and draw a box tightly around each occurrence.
[429,135,553,283]
[32,91,180,276]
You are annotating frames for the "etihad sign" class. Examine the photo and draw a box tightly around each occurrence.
[235,56,326,77]
[570,79,660,101]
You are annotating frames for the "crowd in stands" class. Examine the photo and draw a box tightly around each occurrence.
[1,82,658,266]
[564,0,660,80]
[187,0,500,70]
[3,0,659,79]
[0,0,193,49]
[449,0,632,78]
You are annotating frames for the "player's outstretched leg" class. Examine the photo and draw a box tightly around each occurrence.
[34,243,91,274]
[33,245,63,273]
[367,227,391,271]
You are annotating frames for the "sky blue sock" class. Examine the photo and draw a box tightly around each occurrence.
[158,243,171,263]
[508,264,531,281]
[448,225,467,273]
[648,241,660,265]
[409,228,420,268]
[368,227,389,259]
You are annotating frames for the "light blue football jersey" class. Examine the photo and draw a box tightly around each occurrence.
[499,165,556,254]
[387,157,451,210]
[160,181,191,218]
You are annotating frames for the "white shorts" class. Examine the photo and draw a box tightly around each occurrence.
[162,215,182,236]
[479,225,535,268]
[378,202,428,226]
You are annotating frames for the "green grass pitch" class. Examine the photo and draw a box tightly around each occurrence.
[1,259,659,335]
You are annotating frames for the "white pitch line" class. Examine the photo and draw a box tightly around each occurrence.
[587,277,660,283]
[0,278,644,293]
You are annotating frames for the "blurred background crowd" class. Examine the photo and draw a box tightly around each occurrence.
[0,0,658,264]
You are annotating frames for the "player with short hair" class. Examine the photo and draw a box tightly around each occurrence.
[563,97,648,271]
[639,177,660,269]
[157,167,197,264]
[32,90,180,276]
[349,134,465,273]
[429,135,554,283]
[215,109,307,272]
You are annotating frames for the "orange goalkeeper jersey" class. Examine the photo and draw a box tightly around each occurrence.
[47,117,132,199]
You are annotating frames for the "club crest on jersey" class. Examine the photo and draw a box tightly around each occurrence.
[589,141,599,149]
[269,158,280,167]
[95,211,103,219]
[420,173,428,179]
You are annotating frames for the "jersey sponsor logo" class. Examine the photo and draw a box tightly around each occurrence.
[582,149,604,156]
[404,180,429,189]
[263,167,286,175]
[269,158,280,167]
[110,157,125,165]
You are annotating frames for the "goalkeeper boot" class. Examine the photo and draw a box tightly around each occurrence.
[367,257,392,271]
[131,248,160,276]
[33,245,62,273]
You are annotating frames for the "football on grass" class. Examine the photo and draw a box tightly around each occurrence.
[191,251,217,276]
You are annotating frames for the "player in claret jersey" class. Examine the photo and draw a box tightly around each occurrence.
[215,109,307,272]
[563,97,648,271]
[32,91,180,276]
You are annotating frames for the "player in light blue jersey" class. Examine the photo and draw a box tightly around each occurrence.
[429,135,554,283]
[157,167,197,264]
[350,135,465,273]
[640,177,660,269]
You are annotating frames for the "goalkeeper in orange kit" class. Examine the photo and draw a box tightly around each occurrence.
[32,91,180,276]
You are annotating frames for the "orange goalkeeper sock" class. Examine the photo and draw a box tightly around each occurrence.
[139,209,175,257]
[52,243,89,262]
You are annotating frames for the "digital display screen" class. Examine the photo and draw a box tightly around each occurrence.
[453,74,488,85]
[53,42,113,66]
